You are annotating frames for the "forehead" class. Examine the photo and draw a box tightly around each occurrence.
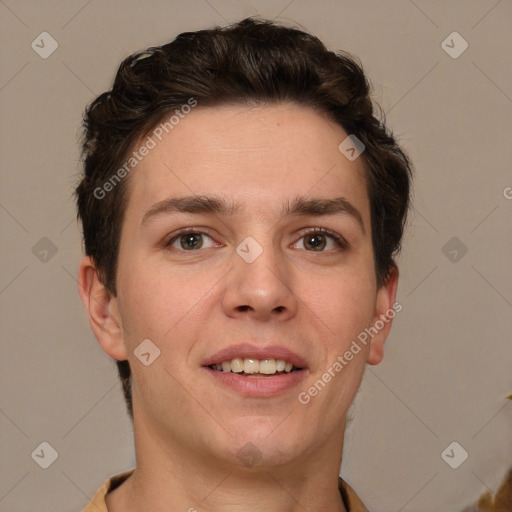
[123,103,369,226]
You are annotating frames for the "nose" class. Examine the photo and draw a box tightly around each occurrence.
[221,237,299,322]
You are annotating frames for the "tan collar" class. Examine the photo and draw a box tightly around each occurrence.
[83,469,369,512]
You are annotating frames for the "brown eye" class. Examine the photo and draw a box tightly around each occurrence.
[304,233,327,251]
[179,233,203,250]
[293,228,347,252]
[166,231,215,251]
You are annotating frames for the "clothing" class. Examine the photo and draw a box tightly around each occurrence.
[83,469,369,511]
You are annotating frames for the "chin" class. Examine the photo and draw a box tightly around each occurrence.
[229,443,304,472]
[225,429,307,469]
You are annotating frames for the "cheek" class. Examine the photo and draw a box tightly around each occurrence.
[116,265,171,343]
[302,267,376,340]
[117,260,215,346]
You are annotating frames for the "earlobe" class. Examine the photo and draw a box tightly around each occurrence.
[77,256,128,361]
[367,266,399,365]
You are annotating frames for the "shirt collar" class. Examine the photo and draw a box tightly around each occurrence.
[83,470,369,512]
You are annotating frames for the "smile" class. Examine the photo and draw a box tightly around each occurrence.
[208,357,301,376]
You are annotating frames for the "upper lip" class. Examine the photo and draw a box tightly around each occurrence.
[202,343,308,369]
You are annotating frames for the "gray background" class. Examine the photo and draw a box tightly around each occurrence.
[1,1,511,511]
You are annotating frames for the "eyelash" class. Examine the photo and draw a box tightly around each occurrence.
[163,227,348,252]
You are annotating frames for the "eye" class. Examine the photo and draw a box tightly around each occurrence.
[292,228,347,252]
[163,227,347,253]
[165,229,217,251]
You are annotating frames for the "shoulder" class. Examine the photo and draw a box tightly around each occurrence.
[338,476,370,512]
[81,469,135,512]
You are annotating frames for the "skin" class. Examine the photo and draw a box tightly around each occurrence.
[78,103,398,512]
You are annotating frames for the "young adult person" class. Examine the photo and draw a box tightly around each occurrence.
[75,17,412,511]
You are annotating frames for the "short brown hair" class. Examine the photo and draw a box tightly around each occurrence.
[75,17,413,420]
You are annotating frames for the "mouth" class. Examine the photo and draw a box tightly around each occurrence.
[201,344,308,397]
[207,357,303,377]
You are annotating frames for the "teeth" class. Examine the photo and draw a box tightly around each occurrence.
[210,358,299,375]
[244,358,259,374]
[231,357,244,373]
[259,359,276,374]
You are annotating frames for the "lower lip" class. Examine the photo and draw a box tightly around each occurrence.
[202,367,308,397]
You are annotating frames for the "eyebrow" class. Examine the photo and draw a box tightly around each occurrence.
[141,194,365,234]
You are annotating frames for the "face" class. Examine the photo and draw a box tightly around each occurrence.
[80,103,397,471]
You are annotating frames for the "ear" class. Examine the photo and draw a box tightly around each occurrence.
[77,255,128,361]
[367,266,399,365]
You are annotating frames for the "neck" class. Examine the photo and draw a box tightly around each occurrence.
[106,413,348,512]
